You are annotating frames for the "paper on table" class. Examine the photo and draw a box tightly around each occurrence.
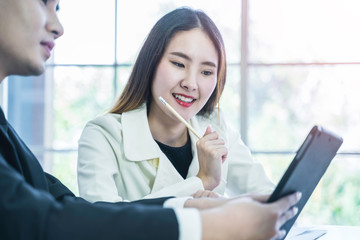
[286,228,327,240]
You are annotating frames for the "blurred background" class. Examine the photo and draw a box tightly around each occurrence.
[1,0,359,226]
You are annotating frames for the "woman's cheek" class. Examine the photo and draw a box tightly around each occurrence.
[204,78,217,98]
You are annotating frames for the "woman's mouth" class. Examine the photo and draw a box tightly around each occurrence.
[172,93,196,107]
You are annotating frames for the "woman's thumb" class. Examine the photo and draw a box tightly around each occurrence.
[204,125,213,136]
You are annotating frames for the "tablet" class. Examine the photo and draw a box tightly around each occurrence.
[267,125,343,239]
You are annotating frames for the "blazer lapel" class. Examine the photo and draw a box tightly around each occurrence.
[122,105,159,161]
[151,150,184,193]
[0,110,48,190]
[0,108,24,175]
[6,125,48,190]
[0,124,24,174]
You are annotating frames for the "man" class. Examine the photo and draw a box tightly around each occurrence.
[0,0,301,239]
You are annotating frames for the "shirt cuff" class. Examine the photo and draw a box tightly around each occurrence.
[163,197,201,240]
[163,196,192,209]
[174,208,202,240]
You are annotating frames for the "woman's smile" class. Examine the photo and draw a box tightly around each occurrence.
[173,93,196,107]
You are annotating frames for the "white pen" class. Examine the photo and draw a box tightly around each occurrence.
[158,96,202,139]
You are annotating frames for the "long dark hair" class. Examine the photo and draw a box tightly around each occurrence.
[110,7,226,116]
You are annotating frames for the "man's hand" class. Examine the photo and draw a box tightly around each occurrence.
[186,191,271,210]
[199,192,301,240]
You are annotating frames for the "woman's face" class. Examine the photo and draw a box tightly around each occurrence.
[150,28,218,122]
[0,0,63,80]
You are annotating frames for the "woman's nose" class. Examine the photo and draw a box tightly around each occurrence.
[180,72,198,91]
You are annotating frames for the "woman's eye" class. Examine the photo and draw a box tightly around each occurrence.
[171,61,185,68]
[42,0,48,3]
[202,70,213,76]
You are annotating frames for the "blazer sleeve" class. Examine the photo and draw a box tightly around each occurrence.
[0,155,179,240]
[77,120,128,203]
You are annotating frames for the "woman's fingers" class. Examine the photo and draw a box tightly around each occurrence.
[202,125,213,137]
[192,190,221,198]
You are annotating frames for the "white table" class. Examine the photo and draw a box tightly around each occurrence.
[287,225,360,240]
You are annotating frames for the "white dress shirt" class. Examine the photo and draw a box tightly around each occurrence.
[165,197,202,240]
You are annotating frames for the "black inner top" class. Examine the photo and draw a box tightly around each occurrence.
[155,138,193,179]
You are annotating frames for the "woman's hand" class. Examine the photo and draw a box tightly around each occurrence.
[196,125,228,190]
[185,190,228,209]
[192,190,223,199]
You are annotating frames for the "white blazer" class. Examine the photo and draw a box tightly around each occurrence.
[77,104,274,203]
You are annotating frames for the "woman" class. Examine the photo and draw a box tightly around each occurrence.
[77,7,274,203]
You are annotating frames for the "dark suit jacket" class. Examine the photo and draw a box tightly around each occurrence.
[0,108,179,240]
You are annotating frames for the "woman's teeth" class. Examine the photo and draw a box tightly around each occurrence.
[173,94,194,103]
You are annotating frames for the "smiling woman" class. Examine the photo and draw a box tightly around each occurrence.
[149,28,218,121]
[76,7,275,203]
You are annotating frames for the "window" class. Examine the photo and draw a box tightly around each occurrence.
[247,0,360,225]
[2,0,359,226]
